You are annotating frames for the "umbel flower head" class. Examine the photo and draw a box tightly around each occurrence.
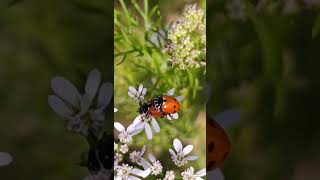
[165,3,206,69]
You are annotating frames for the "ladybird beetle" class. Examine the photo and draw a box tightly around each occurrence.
[138,95,180,118]
[207,116,231,170]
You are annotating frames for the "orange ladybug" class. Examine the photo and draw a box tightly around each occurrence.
[161,95,180,114]
[138,95,180,118]
[206,109,240,180]
[207,116,231,170]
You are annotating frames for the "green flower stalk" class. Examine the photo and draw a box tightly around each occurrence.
[164,4,206,69]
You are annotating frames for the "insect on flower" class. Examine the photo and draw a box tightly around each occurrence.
[128,84,183,120]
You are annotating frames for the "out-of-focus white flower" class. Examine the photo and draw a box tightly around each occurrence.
[128,84,147,103]
[207,169,224,180]
[132,115,160,140]
[130,145,146,163]
[48,69,113,136]
[114,108,118,112]
[120,144,129,154]
[181,167,206,180]
[169,138,198,167]
[163,170,175,180]
[114,122,139,144]
[114,142,118,151]
[0,152,12,167]
[115,164,151,180]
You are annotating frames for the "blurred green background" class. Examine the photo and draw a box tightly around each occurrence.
[114,0,206,176]
[207,0,320,180]
[0,0,113,179]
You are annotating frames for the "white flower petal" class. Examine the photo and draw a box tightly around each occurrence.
[132,168,151,178]
[206,169,224,180]
[129,86,138,94]
[0,152,13,167]
[140,145,146,156]
[142,88,147,96]
[130,176,141,180]
[151,119,160,133]
[171,113,179,119]
[114,108,118,112]
[148,154,156,162]
[114,122,125,132]
[169,149,176,156]
[128,91,136,98]
[48,95,73,118]
[166,114,172,120]
[145,123,153,140]
[140,158,150,170]
[135,121,145,131]
[133,115,142,125]
[195,168,206,177]
[183,145,193,155]
[51,76,80,107]
[173,138,183,152]
[85,69,101,101]
[167,88,175,96]
[185,156,198,161]
[127,123,136,133]
[176,95,183,102]
[96,82,113,109]
[138,84,143,94]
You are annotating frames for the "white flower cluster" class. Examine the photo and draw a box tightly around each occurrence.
[113,84,206,179]
[165,4,206,69]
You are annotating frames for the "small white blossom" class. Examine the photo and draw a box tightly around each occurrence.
[115,164,151,180]
[164,170,175,180]
[181,167,206,180]
[128,84,147,103]
[140,154,163,176]
[169,138,198,167]
[132,115,160,140]
[120,144,129,154]
[114,122,139,143]
[115,152,123,162]
[130,145,146,163]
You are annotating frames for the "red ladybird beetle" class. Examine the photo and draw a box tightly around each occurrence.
[207,116,231,170]
[139,95,180,118]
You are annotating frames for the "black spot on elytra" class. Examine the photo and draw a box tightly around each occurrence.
[173,105,176,108]
[173,111,176,113]
[208,142,215,152]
